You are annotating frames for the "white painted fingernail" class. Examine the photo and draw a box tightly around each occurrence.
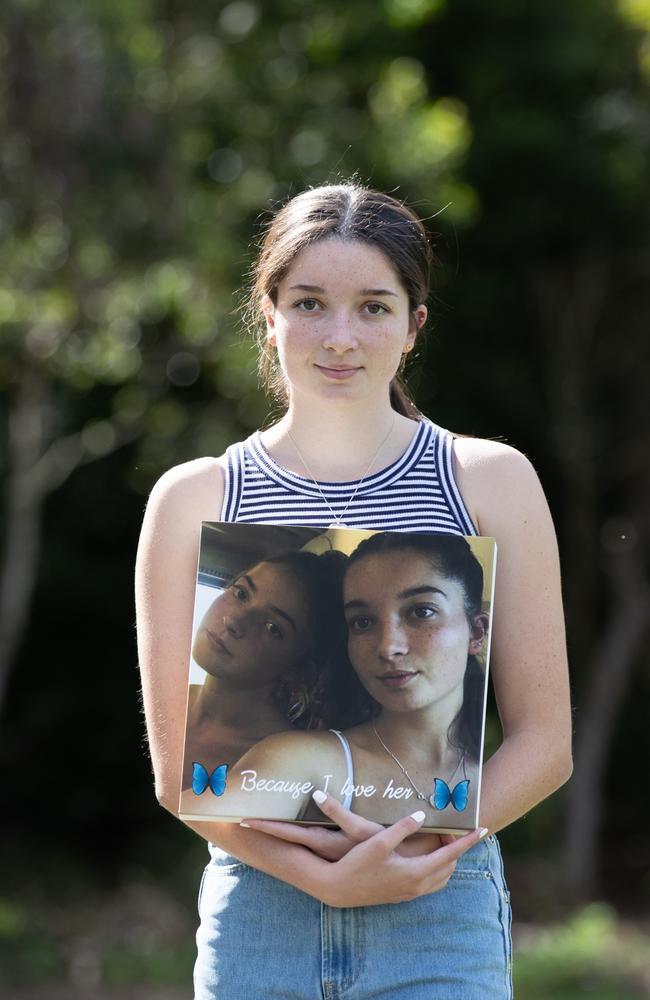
[240,822,251,828]
[479,827,489,839]
[312,789,327,805]
[410,810,426,823]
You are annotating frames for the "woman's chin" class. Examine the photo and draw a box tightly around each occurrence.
[374,692,422,713]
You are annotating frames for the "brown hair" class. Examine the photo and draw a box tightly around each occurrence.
[245,182,433,418]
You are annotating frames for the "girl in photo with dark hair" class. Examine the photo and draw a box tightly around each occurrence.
[180,547,346,814]
[136,182,572,999]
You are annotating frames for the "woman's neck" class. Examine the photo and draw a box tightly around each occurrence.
[370,720,463,776]
[190,675,285,731]
[371,689,465,768]
[262,399,419,482]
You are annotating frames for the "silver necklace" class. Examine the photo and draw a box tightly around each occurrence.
[286,416,396,529]
[372,723,467,809]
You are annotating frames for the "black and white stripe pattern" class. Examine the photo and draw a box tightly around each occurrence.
[221,420,477,535]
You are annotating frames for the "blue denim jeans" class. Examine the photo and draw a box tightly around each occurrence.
[194,836,513,999]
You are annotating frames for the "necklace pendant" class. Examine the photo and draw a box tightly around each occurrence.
[329,521,348,528]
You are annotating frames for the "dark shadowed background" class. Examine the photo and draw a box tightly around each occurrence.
[1,0,649,996]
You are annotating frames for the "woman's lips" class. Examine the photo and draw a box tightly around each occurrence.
[378,672,418,689]
[314,365,361,381]
[206,630,232,656]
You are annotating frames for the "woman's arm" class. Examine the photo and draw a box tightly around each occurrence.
[136,460,221,811]
[454,438,573,833]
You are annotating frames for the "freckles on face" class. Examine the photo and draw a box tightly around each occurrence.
[343,551,473,709]
[268,238,418,398]
[191,562,311,687]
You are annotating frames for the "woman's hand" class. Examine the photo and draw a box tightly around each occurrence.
[242,798,444,861]
[242,811,379,862]
[242,791,487,907]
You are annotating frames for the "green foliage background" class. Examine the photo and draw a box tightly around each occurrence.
[1,0,649,991]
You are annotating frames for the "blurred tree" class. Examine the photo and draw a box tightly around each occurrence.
[0,0,261,716]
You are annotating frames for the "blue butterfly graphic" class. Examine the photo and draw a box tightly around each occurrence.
[192,762,228,797]
[433,778,470,812]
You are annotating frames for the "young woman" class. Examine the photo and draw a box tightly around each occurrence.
[136,183,572,999]
[210,533,490,828]
[180,548,345,812]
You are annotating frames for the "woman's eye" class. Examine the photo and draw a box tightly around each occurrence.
[232,584,248,602]
[265,621,283,639]
[348,616,372,633]
[411,605,436,620]
[364,302,389,315]
[295,298,321,312]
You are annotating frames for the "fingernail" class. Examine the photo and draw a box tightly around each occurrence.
[312,789,327,805]
[240,822,251,828]
[479,827,489,839]
[410,810,426,823]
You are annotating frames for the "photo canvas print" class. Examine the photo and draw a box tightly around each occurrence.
[178,522,497,835]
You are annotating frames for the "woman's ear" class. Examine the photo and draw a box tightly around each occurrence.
[261,293,277,347]
[469,613,489,655]
[406,304,428,348]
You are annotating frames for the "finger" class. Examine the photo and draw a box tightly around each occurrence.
[243,819,357,861]
[311,790,384,841]
[240,819,330,848]
[364,809,428,857]
[429,827,488,866]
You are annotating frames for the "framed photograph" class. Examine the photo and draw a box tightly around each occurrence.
[178,523,497,834]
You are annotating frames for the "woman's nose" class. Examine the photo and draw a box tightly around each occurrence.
[377,620,408,659]
[321,312,359,352]
[223,613,245,639]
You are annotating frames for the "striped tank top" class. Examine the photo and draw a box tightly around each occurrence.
[220,419,477,535]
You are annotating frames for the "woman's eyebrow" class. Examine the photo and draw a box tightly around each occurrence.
[360,287,398,297]
[344,585,447,612]
[242,574,296,632]
[288,283,398,297]
[343,598,369,611]
[397,585,447,599]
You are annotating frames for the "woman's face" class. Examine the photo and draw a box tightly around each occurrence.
[343,551,486,714]
[262,238,427,405]
[192,562,311,689]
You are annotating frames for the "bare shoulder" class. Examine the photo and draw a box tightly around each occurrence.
[453,436,538,491]
[146,455,227,525]
[452,436,550,537]
[235,729,340,772]
[244,729,339,756]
